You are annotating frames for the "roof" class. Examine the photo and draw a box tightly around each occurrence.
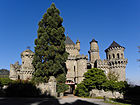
[105,41,124,52]
[90,38,98,43]
[21,49,34,56]
[65,36,75,45]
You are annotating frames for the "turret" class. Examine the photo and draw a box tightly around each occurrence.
[105,41,128,81]
[76,40,80,51]
[88,38,100,63]
[21,49,34,69]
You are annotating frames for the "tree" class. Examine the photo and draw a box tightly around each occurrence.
[84,68,107,90]
[75,68,107,96]
[32,3,68,83]
[56,74,68,93]
[107,70,119,81]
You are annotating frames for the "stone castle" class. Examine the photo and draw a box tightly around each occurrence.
[9,36,128,91]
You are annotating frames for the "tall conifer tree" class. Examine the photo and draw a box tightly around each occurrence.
[32,3,68,83]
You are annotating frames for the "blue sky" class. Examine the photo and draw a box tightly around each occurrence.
[0,0,139,85]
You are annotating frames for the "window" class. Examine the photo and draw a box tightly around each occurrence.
[18,75,20,80]
[117,53,120,59]
[113,54,115,58]
[121,53,123,58]
[109,55,111,59]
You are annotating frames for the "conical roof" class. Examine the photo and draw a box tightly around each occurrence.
[90,38,98,43]
[105,41,124,52]
[65,36,75,45]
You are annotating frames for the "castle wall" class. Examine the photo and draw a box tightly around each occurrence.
[66,58,77,83]
[76,55,88,84]
[66,45,79,56]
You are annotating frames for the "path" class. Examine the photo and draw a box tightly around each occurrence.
[0,96,115,105]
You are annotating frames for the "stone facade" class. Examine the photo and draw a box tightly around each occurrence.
[9,49,34,80]
[65,36,128,86]
[9,36,128,94]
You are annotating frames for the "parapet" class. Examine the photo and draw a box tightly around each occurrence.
[76,54,88,60]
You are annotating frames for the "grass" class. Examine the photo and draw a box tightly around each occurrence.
[104,98,132,105]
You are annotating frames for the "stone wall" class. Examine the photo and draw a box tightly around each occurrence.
[36,76,57,97]
[90,89,123,99]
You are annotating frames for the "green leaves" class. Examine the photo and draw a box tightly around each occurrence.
[32,3,68,83]
[75,68,127,97]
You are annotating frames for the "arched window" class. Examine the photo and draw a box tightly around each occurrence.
[113,54,115,58]
[121,53,123,58]
[74,66,75,72]
[117,53,120,59]
[109,55,111,60]
[18,75,20,80]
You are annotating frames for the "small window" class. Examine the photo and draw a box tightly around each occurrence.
[109,55,111,60]
[121,53,123,58]
[113,54,115,58]
[74,66,75,72]
[18,75,20,80]
[117,53,120,59]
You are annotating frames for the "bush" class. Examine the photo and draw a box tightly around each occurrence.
[0,78,12,87]
[75,68,127,97]
[75,68,107,97]
[5,80,41,97]
[56,74,68,93]
[75,83,89,97]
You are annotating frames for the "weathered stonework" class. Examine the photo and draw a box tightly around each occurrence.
[9,36,127,96]
[9,49,34,80]
[65,36,127,88]
[90,89,123,99]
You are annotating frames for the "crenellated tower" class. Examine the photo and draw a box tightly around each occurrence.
[88,38,100,66]
[105,41,128,81]
[20,49,34,80]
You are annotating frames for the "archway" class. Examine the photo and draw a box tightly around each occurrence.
[65,80,75,94]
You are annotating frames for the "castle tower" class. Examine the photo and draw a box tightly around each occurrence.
[105,41,128,81]
[65,36,79,56]
[21,49,34,80]
[76,40,80,51]
[88,38,100,64]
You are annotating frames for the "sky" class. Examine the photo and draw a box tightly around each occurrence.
[0,0,139,85]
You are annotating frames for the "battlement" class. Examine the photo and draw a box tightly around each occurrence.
[108,58,128,68]
[76,54,88,60]
[96,59,109,69]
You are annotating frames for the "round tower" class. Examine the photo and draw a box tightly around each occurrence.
[105,41,128,81]
[76,40,80,51]
[21,49,34,69]
[88,38,100,63]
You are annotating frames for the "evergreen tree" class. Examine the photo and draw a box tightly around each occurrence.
[32,3,68,83]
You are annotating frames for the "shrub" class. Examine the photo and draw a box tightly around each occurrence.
[5,80,41,97]
[56,74,68,93]
[75,83,89,97]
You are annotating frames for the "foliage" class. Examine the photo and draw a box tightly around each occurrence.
[75,68,127,97]
[107,70,119,81]
[75,68,107,97]
[75,83,89,97]
[102,80,127,93]
[0,78,12,87]
[5,80,41,97]
[56,74,68,93]
[32,3,68,83]
[84,68,107,90]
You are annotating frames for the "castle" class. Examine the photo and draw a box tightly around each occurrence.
[9,36,128,92]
